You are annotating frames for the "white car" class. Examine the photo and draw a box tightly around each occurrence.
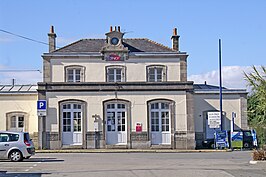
[0,131,35,161]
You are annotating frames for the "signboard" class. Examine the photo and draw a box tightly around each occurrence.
[105,53,124,61]
[215,130,229,149]
[136,122,142,133]
[208,112,221,128]
[231,131,243,148]
[37,100,47,116]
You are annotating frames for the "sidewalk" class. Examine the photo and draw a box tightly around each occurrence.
[36,149,231,153]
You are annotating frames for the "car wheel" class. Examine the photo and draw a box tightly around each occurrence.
[243,142,250,148]
[210,143,215,149]
[9,150,23,162]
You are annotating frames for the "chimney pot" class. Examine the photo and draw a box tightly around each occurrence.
[115,26,117,31]
[110,26,113,32]
[118,26,121,32]
[173,28,177,36]
[50,25,54,33]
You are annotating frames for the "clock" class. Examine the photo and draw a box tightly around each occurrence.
[111,37,119,45]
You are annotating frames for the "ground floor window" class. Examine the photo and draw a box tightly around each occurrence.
[6,112,27,132]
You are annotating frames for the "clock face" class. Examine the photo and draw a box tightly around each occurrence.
[111,37,119,45]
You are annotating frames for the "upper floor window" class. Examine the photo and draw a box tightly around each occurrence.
[147,65,167,82]
[106,66,125,82]
[65,66,85,82]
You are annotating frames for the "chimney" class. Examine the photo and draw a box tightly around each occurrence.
[110,26,113,32]
[48,25,57,52]
[118,26,121,32]
[171,28,180,51]
[12,78,15,86]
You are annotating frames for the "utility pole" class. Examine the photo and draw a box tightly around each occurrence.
[219,39,223,130]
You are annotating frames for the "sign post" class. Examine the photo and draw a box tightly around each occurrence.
[37,100,47,150]
[230,112,236,149]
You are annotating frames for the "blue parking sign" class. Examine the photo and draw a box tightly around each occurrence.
[37,100,46,110]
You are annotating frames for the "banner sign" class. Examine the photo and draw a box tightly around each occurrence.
[251,129,258,147]
[231,131,243,148]
[215,130,229,148]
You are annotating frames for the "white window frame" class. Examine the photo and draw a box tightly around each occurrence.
[147,65,167,82]
[106,65,126,82]
[65,65,85,82]
[6,112,27,132]
[150,102,170,133]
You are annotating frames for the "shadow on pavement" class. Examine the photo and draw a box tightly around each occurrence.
[25,157,64,163]
[0,171,51,177]
[0,157,64,163]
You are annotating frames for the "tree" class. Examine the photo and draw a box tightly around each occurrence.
[244,65,266,146]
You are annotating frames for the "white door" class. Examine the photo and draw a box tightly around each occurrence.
[106,103,127,145]
[150,102,171,145]
[62,103,82,145]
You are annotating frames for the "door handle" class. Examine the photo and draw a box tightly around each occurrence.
[4,144,9,146]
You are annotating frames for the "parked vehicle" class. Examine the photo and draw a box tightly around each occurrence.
[202,138,215,149]
[0,131,35,161]
[202,130,256,149]
[242,130,254,148]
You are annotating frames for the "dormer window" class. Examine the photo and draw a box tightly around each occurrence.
[65,65,85,82]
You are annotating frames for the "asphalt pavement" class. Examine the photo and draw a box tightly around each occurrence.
[0,151,265,177]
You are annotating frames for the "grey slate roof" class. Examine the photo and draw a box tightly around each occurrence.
[0,85,37,94]
[194,84,247,94]
[52,39,176,53]
[193,84,226,90]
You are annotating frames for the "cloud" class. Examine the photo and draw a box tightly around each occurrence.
[188,66,254,89]
[0,69,42,85]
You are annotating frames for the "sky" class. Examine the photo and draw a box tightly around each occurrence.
[0,0,265,89]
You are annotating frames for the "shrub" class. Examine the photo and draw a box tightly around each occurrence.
[252,150,266,161]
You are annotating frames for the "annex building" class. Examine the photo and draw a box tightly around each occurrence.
[1,26,248,150]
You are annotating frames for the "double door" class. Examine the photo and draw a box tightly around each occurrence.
[150,102,171,145]
[62,103,82,145]
[106,103,127,145]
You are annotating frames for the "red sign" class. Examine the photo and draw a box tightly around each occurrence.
[136,123,142,133]
[108,54,121,61]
